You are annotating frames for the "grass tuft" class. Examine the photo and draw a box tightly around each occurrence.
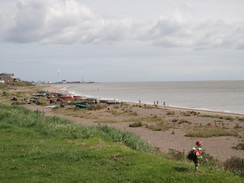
[185,126,238,138]
[232,143,244,150]
[129,122,143,127]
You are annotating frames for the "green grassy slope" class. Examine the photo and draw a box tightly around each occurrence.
[0,103,243,183]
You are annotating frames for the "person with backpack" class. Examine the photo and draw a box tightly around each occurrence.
[187,140,204,171]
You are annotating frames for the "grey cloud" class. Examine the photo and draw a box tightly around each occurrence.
[0,0,244,50]
[4,0,99,44]
[147,18,244,49]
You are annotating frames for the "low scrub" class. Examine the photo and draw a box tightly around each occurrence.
[178,119,191,124]
[167,149,220,168]
[0,81,33,88]
[223,156,244,177]
[166,111,175,115]
[167,149,244,177]
[146,122,173,131]
[198,114,235,121]
[185,126,238,138]
[129,122,143,127]
[233,143,244,150]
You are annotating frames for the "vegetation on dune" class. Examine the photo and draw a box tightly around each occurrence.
[185,126,238,138]
[233,143,244,150]
[146,121,174,131]
[1,103,244,182]
[0,81,34,88]
[0,103,155,153]
[198,114,238,121]
[1,85,244,181]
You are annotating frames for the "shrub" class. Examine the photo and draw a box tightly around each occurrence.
[166,111,175,115]
[146,122,172,131]
[129,122,143,127]
[222,116,234,121]
[178,119,191,124]
[200,152,220,167]
[2,91,7,96]
[237,117,244,122]
[233,143,244,150]
[223,156,244,177]
[167,149,186,161]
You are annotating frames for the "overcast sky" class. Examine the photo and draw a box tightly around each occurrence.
[0,0,244,82]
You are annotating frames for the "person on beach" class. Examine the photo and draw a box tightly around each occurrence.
[187,141,204,171]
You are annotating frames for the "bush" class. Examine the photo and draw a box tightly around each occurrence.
[146,122,172,131]
[233,143,244,150]
[200,152,220,167]
[2,91,7,96]
[166,111,175,115]
[223,156,244,177]
[167,149,186,161]
[178,119,191,124]
[129,122,143,127]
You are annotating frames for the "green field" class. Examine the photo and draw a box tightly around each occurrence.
[0,103,243,183]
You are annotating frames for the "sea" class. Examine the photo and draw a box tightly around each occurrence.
[56,80,244,114]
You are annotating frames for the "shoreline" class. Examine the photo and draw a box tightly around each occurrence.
[47,84,244,117]
[46,80,244,115]
[39,85,244,161]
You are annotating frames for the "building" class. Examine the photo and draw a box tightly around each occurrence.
[0,73,15,83]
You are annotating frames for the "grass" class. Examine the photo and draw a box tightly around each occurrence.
[166,111,175,115]
[0,81,34,88]
[233,143,244,150]
[185,126,238,138]
[178,119,191,124]
[146,122,173,131]
[198,114,235,121]
[1,104,244,182]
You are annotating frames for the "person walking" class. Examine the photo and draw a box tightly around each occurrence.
[187,141,204,171]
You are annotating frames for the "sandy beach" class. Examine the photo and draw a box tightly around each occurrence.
[1,85,244,162]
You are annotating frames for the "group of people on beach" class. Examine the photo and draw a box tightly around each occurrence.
[138,99,166,107]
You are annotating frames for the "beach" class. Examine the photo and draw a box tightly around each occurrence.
[57,81,244,115]
[18,85,243,162]
[0,84,243,162]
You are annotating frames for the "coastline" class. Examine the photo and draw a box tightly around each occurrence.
[47,81,244,115]
[48,84,244,117]
[38,84,244,162]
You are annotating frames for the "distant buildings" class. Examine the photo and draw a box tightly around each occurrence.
[0,73,16,83]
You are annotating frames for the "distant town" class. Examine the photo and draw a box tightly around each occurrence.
[0,73,94,84]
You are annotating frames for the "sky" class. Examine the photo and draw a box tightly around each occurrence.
[0,0,244,82]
